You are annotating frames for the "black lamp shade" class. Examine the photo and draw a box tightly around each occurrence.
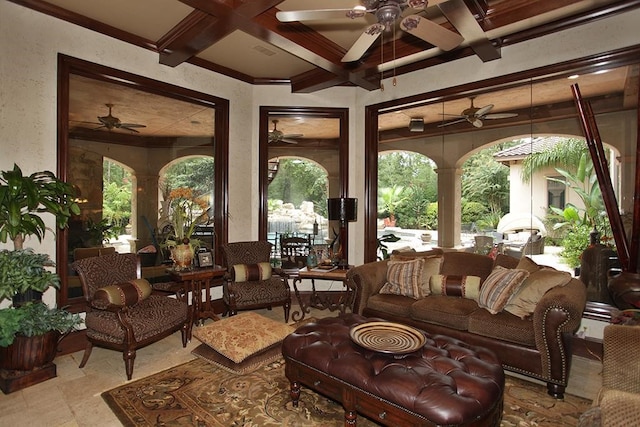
[327,198,357,222]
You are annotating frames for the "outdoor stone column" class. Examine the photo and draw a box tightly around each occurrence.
[436,167,462,248]
[135,173,160,251]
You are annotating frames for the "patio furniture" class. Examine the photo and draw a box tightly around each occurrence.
[504,234,545,258]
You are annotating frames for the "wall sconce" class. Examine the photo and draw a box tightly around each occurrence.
[327,197,357,267]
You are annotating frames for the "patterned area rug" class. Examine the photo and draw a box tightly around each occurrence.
[103,357,592,426]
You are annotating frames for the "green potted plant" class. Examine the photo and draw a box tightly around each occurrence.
[0,164,82,393]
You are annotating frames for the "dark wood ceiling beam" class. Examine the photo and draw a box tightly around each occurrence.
[160,0,284,67]
[251,9,380,91]
[290,69,350,94]
[158,11,221,67]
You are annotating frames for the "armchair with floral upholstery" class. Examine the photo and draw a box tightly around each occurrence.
[578,324,640,426]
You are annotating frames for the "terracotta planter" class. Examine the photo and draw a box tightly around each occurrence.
[171,243,194,270]
[0,330,60,371]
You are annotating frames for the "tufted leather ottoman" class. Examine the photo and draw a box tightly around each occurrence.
[282,313,504,426]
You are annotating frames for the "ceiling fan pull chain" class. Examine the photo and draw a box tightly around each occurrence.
[392,23,397,87]
[380,31,385,91]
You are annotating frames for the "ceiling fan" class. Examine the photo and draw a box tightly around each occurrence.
[93,103,146,133]
[439,97,519,128]
[276,0,464,63]
[269,120,303,144]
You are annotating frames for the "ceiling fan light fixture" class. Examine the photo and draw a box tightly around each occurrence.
[376,4,402,30]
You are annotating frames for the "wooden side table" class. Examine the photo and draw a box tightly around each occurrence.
[167,266,226,333]
[291,267,352,321]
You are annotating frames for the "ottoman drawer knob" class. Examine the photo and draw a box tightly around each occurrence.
[378,411,386,419]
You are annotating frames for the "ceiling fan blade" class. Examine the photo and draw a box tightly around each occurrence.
[437,118,467,127]
[119,123,146,128]
[281,139,299,144]
[400,15,463,51]
[475,104,494,117]
[120,126,141,133]
[282,134,303,139]
[276,8,363,23]
[342,23,384,62]
[483,113,518,120]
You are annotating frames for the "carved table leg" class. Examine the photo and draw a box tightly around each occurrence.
[290,380,300,407]
[345,410,357,426]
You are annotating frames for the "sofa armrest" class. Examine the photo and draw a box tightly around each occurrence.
[532,278,587,384]
[346,260,389,314]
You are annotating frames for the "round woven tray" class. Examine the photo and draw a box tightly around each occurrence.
[349,321,426,354]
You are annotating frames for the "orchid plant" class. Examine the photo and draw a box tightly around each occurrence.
[159,187,211,249]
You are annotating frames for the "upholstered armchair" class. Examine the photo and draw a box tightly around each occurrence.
[221,241,291,322]
[505,234,545,258]
[72,253,190,380]
[578,325,640,426]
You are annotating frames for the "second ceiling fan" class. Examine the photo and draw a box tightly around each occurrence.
[269,120,303,144]
[439,97,519,128]
[276,0,464,63]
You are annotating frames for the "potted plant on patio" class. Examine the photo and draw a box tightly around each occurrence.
[0,164,82,393]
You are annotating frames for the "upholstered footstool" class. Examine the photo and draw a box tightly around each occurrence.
[282,313,504,426]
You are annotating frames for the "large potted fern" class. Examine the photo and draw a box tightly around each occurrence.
[0,164,82,393]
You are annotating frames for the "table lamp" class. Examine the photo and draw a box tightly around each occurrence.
[327,197,357,267]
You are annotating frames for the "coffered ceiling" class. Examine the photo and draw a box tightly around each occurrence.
[11,0,639,140]
[11,0,634,93]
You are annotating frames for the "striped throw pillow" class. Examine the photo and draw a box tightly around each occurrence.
[478,266,530,314]
[379,258,425,299]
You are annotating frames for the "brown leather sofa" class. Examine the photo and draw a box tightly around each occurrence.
[346,249,587,398]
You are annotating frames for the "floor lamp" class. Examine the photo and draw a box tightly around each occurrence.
[327,197,357,268]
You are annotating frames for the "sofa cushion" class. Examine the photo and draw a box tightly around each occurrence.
[468,308,536,347]
[366,293,415,317]
[379,258,425,299]
[410,296,479,331]
[477,266,530,314]
[441,252,495,282]
[429,274,482,300]
[504,267,572,319]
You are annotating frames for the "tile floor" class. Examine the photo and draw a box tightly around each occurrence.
[0,307,602,426]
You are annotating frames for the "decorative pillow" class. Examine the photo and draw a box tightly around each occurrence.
[504,267,572,318]
[477,266,530,314]
[231,262,272,282]
[192,311,294,364]
[93,278,152,307]
[392,253,443,297]
[516,256,541,273]
[379,258,425,299]
[429,274,482,300]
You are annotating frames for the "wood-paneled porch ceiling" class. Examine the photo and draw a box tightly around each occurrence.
[10,0,639,93]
